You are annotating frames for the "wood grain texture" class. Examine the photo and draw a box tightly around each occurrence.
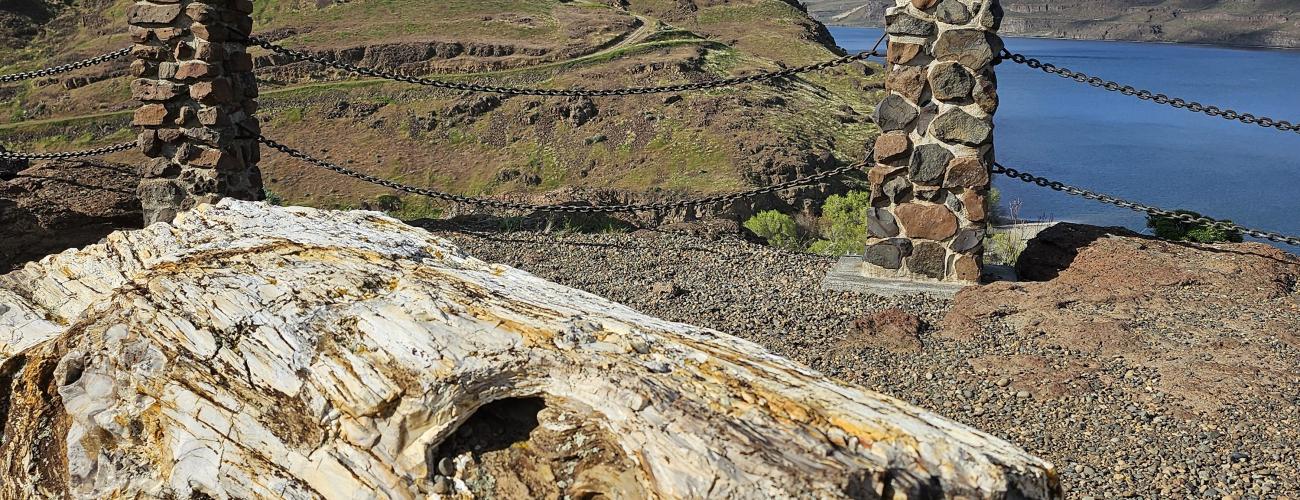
[0,200,1060,499]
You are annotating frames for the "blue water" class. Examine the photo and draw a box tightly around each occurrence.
[830,27,1300,243]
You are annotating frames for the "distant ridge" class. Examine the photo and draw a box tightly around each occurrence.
[803,0,1300,49]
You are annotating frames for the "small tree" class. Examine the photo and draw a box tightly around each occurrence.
[744,210,799,250]
[1147,210,1243,244]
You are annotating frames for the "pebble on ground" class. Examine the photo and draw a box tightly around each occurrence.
[431,226,1299,499]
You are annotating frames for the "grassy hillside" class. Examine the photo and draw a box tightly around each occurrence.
[1,0,884,216]
[804,0,1300,49]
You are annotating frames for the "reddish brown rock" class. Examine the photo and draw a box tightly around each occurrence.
[961,190,986,222]
[973,75,999,113]
[131,79,183,101]
[130,59,154,77]
[194,41,226,61]
[152,27,184,42]
[191,24,229,42]
[944,156,989,189]
[953,254,981,281]
[841,308,926,354]
[197,106,228,126]
[912,0,941,9]
[133,104,170,126]
[885,65,927,103]
[190,79,233,104]
[185,2,215,22]
[126,3,182,24]
[132,45,167,61]
[138,130,160,155]
[944,224,1300,414]
[895,203,959,241]
[175,61,214,80]
[887,41,924,65]
[875,132,912,163]
[188,148,228,169]
[157,128,184,143]
[128,26,150,43]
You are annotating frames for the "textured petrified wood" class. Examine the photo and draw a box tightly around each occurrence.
[0,200,1060,499]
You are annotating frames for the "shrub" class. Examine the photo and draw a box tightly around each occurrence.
[1147,210,1243,243]
[744,210,799,250]
[987,232,1027,266]
[375,194,403,212]
[809,191,872,256]
[263,190,284,206]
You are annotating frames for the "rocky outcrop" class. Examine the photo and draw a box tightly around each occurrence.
[0,200,1060,498]
[944,223,1300,414]
[0,160,141,273]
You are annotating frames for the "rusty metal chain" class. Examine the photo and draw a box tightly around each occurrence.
[999,49,1299,134]
[246,36,879,96]
[991,162,1300,247]
[0,47,131,84]
[257,134,866,214]
[0,141,136,160]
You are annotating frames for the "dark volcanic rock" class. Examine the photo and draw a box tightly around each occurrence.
[885,12,936,37]
[951,227,985,253]
[864,238,913,269]
[908,241,948,279]
[936,0,973,25]
[874,94,919,132]
[931,109,992,146]
[868,207,900,238]
[933,29,997,68]
[909,144,953,186]
[929,62,975,102]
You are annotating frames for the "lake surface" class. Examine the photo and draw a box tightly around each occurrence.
[830,27,1300,245]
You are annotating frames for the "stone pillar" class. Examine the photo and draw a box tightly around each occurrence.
[129,0,261,224]
[864,0,1001,283]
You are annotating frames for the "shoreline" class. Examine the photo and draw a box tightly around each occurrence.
[823,23,1300,52]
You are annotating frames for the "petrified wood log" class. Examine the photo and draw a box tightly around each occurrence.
[0,200,1060,499]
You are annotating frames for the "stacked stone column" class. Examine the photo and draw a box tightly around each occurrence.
[129,0,261,224]
[864,0,1002,283]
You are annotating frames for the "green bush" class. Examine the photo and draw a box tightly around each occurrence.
[263,190,284,206]
[809,191,872,256]
[1147,210,1243,244]
[744,210,799,250]
[987,232,1027,266]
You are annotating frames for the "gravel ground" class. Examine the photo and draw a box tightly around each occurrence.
[429,226,1299,499]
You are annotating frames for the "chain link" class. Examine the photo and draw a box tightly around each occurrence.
[999,49,1299,135]
[256,133,866,213]
[0,47,132,84]
[247,36,879,96]
[991,162,1300,247]
[0,141,136,160]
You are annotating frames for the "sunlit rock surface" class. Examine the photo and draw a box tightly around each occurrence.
[0,200,1059,499]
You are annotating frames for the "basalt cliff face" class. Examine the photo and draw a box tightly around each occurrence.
[0,200,1060,499]
[804,0,1300,49]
